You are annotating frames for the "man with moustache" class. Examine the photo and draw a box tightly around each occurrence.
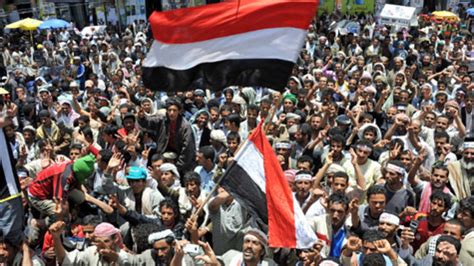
[352,185,387,231]
[191,109,211,150]
[294,170,318,219]
[447,141,474,199]
[409,191,451,252]
[404,235,462,266]
[132,229,177,265]
[221,229,276,266]
[309,192,353,258]
[377,211,403,252]
[410,219,464,259]
[456,196,474,265]
[383,160,416,215]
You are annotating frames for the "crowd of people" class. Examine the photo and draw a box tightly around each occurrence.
[0,3,473,266]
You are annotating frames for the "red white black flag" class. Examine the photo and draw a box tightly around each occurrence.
[220,123,317,248]
[142,0,319,91]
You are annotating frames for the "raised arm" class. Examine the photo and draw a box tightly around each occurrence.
[49,221,67,264]
[313,151,333,189]
[407,149,425,187]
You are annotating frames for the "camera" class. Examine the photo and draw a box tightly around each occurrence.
[183,244,201,257]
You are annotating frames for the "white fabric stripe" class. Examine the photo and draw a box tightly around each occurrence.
[293,194,317,249]
[143,27,306,70]
[234,139,266,193]
[0,129,19,196]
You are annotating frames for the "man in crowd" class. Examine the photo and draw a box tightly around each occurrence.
[49,221,129,265]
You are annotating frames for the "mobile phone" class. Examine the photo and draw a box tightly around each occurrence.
[409,219,419,233]
[76,238,85,250]
[183,244,200,256]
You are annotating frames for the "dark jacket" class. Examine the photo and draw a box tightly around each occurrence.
[138,114,196,173]
[197,126,212,148]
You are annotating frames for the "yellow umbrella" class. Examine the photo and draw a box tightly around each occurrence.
[5,18,42,42]
[432,11,460,22]
[6,18,42,30]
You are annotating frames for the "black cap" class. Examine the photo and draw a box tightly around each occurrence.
[38,109,51,118]
[122,112,136,121]
[336,115,351,125]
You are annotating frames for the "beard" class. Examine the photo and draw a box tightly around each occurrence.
[460,158,474,172]
[243,248,258,261]
[432,257,455,266]
[153,249,174,265]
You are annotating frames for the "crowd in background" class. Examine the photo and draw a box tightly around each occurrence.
[0,3,473,266]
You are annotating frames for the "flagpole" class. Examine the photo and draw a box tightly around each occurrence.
[192,90,283,218]
[263,94,282,135]
[190,157,238,219]
[190,87,283,224]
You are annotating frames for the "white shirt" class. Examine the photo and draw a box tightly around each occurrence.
[192,124,203,150]
[466,108,474,136]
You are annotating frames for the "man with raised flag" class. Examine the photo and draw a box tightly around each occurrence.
[219,122,317,250]
[142,0,319,91]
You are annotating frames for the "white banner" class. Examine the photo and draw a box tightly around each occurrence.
[379,4,417,28]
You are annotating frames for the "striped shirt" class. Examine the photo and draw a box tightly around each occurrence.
[28,163,76,200]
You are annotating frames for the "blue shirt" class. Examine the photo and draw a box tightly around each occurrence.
[194,165,216,193]
[329,226,346,258]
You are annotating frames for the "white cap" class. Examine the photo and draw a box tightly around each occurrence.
[148,229,175,244]
[69,81,79,88]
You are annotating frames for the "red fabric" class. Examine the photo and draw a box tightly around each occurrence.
[149,0,319,44]
[42,225,85,254]
[94,222,124,249]
[117,128,128,138]
[88,144,100,157]
[42,232,54,253]
[419,185,451,213]
[316,232,330,246]
[167,120,177,152]
[71,224,85,238]
[412,219,445,251]
[249,122,297,248]
[28,163,75,200]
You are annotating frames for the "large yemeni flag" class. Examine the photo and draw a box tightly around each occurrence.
[220,123,317,248]
[142,0,319,91]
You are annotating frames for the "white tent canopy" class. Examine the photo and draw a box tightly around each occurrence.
[379,4,417,29]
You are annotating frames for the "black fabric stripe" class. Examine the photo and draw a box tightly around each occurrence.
[0,129,20,199]
[142,59,295,92]
[0,161,8,199]
[57,165,73,198]
[220,161,269,232]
